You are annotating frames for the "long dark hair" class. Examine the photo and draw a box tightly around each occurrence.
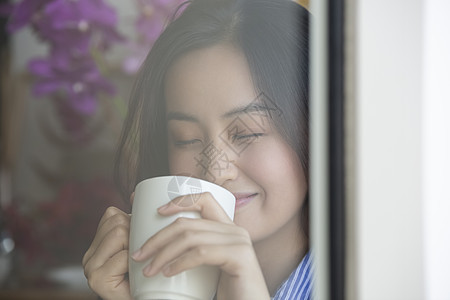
[115,0,309,237]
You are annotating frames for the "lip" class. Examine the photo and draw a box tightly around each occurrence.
[232,193,257,209]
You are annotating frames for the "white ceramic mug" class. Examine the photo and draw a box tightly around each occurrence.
[129,176,235,300]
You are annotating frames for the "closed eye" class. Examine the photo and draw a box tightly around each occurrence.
[232,133,265,142]
[174,139,202,147]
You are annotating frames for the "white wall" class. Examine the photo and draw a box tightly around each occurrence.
[353,0,450,299]
[422,0,450,299]
[355,0,424,299]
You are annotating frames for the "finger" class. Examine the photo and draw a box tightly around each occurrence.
[86,249,129,283]
[143,229,247,277]
[92,211,130,251]
[132,217,241,261]
[84,224,129,277]
[96,250,129,283]
[86,250,131,300]
[83,208,130,266]
[82,215,130,266]
[158,192,233,224]
[98,206,128,231]
[130,192,135,205]
[161,243,254,277]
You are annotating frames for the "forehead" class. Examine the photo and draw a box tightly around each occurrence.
[164,43,258,118]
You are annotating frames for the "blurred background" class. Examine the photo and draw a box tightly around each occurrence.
[0,0,186,298]
[0,0,311,298]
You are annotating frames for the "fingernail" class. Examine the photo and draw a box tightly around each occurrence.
[131,249,142,260]
[157,203,170,212]
[162,265,172,276]
[143,264,153,276]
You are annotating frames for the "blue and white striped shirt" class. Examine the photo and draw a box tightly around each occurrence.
[272,251,312,300]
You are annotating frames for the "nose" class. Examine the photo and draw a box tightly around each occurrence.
[195,139,238,186]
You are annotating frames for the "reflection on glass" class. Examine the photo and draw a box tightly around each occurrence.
[1,0,312,299]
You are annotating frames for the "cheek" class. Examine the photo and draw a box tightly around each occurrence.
[241,138,308,200]
[168,148,201,177]
[240,138,301,179]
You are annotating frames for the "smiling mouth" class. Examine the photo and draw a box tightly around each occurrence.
[233,193,257,209]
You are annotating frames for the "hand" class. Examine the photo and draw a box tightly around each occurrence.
[82,206,132,300]
[131,192,271,300]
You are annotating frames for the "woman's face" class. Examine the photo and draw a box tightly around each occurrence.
[164,43,307,244]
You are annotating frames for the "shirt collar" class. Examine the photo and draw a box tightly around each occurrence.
[272,251,313,300]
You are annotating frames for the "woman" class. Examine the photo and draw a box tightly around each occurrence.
[82,0,311,299]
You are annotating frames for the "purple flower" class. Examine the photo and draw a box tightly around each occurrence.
[29,50,115,114]
[30,0,123,54]
[6,0,52,32]
[122,41,151,74]
[122,0,185,74]
[136,0,185,42]
[6,0,188,122]
[7,0,124,118]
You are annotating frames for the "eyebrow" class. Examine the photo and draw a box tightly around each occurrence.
[221,101,276,119]
[166,111,199,123]
[166,97,276,123]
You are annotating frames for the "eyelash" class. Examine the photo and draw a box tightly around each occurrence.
[174,139,201,146]
[174,133,265,147]
[231,133,265,142]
